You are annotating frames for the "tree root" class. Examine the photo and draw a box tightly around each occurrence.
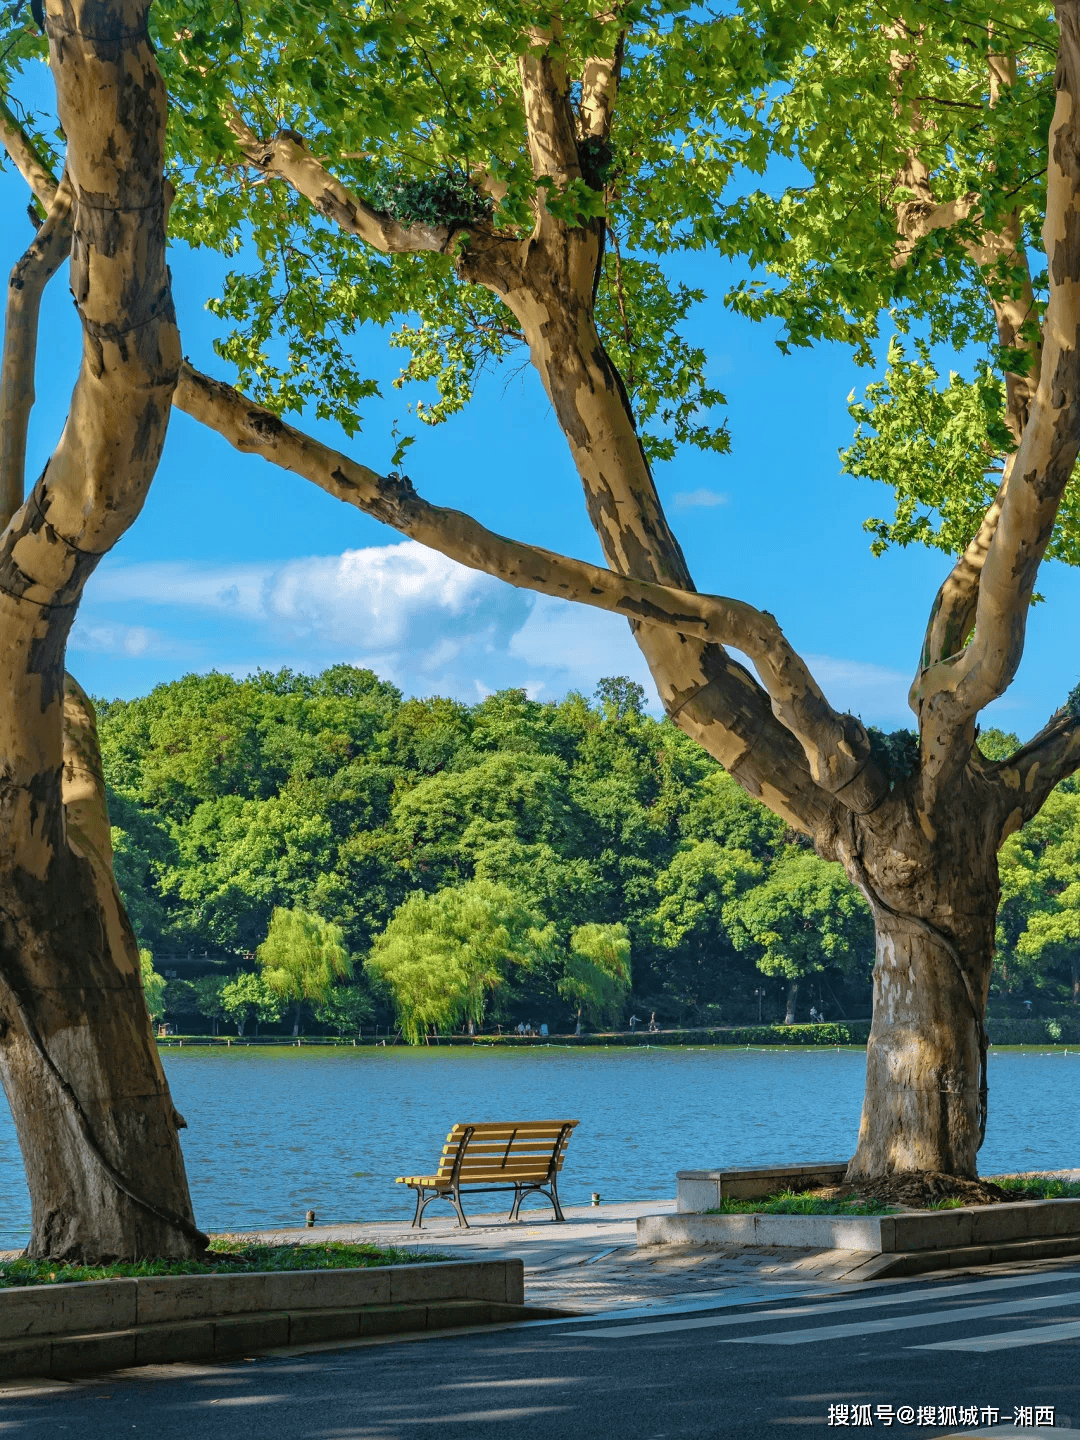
[853,1171,1011,1208]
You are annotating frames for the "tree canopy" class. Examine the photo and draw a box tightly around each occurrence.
[5,0,1080,1252]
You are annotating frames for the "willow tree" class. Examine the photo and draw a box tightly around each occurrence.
[1,0,1079,1259]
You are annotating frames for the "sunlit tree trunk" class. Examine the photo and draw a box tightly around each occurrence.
[0,0,204,1259]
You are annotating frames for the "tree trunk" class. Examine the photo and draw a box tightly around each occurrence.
[783,980,798,1026]
[292,1002,301,1037]
[0,0,203,1258]
[1072,956,1079,1006]
[845,828,997,1184]
[0,681,202,1260]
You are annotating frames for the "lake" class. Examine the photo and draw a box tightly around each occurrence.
[0,1045,1077,1247]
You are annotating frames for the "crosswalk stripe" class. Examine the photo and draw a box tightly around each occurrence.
[912,1318,1080,1352]
[725,1290,1080,1346]
[558,1272,1080,1339]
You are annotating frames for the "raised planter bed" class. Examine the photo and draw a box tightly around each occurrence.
[0,1259,558,1380]
[677,1163,851,1212]
[642,1199,1080,1253]
[645,1166,1080,1279]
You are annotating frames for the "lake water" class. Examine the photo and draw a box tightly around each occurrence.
[0,1045,1077,1247]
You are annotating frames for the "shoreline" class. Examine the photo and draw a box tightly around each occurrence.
[153,1018,1080,1050]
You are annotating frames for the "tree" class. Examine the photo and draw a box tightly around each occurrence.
[559,923,632,1030]
[649,841,762,1018]
[3,0,1080,1259]
[139,951,167,1025]
[0,0,201,1258]
[316,985,375,1038]
[220,971,284,1037]
[257,908,353,1036]
[152,1,1074,1199]
[366,880,553,1042]
[724,852,874,1025]
[143,2,1080,1194]
[191,975,229,1037]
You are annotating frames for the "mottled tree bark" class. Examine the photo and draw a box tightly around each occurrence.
[0,0,202,1259]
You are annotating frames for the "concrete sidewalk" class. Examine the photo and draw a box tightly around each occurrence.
[229,1199,899,1312]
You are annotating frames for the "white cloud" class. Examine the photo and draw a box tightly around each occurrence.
[89,544,528,666]
[674,488,728,510]
[77,544,920,726]
[77,543,662,704]
[71,624,169,658]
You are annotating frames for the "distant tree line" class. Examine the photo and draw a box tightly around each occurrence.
[99,668,1078,1041]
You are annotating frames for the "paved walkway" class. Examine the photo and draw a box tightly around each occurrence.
[230,1199,897,1312]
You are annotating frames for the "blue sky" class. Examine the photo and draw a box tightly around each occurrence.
[5,64,1079,737]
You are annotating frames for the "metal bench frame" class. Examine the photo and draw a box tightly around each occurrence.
[405,1123,575,1229]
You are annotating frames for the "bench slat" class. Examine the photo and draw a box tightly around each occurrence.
[444,1121,578,1137]
[440,1146,570,1157]
[399,1170,554,1183]
[451,1163,563,1177]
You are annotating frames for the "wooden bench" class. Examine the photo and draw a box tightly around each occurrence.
[396,1120,579,1229]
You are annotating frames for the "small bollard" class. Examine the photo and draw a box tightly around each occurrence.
[591,1192,601,1207]
[306,1209,316,1228]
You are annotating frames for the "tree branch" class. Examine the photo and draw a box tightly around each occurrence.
[225,109,451,255]
[991,704,1080,838]
[579,15,623,141]
[0,172,73,529]
[915,6,1080,791]
[900,50,1043,673]
[0,95,57,208]
[175,364,886,814]
[518,15,582,189]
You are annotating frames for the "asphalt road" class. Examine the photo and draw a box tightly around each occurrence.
[2,1265,1079,1439]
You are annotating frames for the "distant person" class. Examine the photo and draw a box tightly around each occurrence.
[629,1014,640,1034]
[540,1023,548,1037]
[648,1012,658,1033]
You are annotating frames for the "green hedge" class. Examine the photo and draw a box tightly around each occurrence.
[463,1022,872,1047]
[986,1017,1080,1045]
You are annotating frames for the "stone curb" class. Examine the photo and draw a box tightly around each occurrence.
[0,1260,547,1378]
[853,1233,1080,1280]
[677,1164,850,1211]
[0,1298,570,1379]
[644,1200,1080,1254]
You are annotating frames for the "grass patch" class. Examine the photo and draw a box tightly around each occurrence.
[705,1189,898,1216]
[987,1175,1080,1201]
[0,1239,450,1288]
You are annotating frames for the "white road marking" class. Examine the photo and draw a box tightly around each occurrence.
[726,1290,1080,1346]
[557,1271,1080,1337]
[912,1318,1080,1352]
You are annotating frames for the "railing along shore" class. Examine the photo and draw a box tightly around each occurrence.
[154,1018,1080,1048]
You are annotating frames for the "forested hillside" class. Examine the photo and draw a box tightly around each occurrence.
[97,668,1078,1036]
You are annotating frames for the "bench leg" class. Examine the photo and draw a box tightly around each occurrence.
[450,1184,470,1229]
[549,1174,566,1222]
[508,1184,525,1222]
[410,1186,431,1228]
